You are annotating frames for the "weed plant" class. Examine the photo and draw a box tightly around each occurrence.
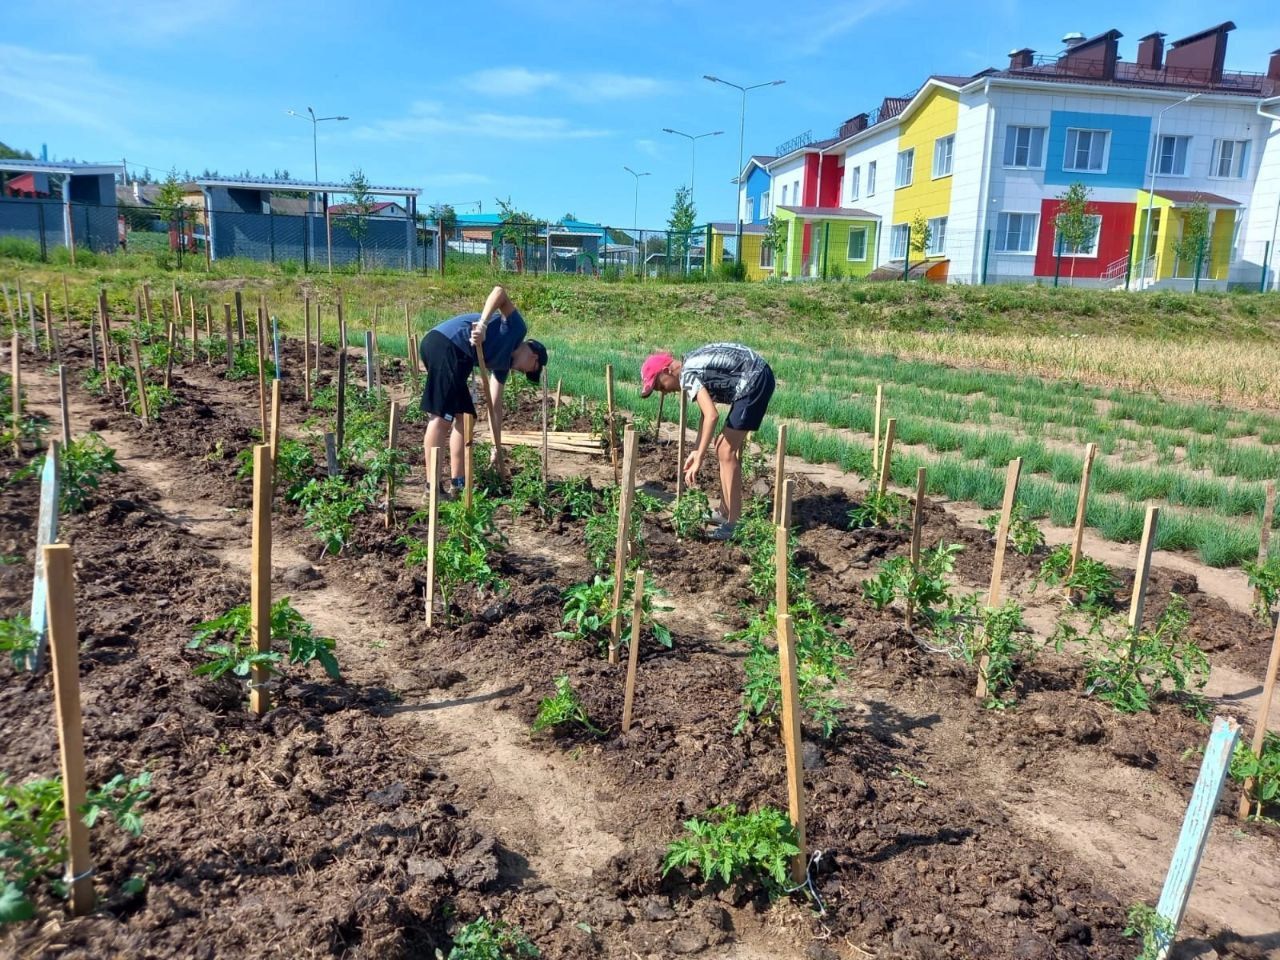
[531,676,601,735]
[445,916,540,959]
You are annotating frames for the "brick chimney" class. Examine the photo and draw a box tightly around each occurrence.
[1166,22,1235,83]
[1008,47,1034,70]
[840,113,869,138]
[1060,29,1122,80]
[1137,32,1166,70]
[1269,48,1280,81]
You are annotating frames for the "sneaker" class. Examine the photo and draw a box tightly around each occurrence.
[709,520,736,541]
[709,509,729,525]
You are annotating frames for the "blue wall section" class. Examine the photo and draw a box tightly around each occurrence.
[746,165,771,223]
[1044,110,1151,188]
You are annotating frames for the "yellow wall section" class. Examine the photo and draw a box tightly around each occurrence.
[890,88,958,256]
[709,231,771,281]
[1209,209,1235,280]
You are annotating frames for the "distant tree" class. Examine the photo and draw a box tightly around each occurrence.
[907,211,931,277]
[342,168,376,270]
[763,214,788,276]
[0,142,35,160]
[430,203,458,235]
[1054,182,1097,285]
[667,185,697,271]
[1173,200,1211,288]
[561,212,577,223]
[494,196,538,255]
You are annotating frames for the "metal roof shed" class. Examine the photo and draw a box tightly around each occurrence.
[0,159,125,256]
[194,176,423,269]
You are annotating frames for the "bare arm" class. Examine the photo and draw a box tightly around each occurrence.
[488,374,504,448]
[692,387,718,455]
[471,285,515,345]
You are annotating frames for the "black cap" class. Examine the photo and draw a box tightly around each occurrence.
[526,339,548,383]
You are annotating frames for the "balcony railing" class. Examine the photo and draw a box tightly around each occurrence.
[1012,55,1268,94]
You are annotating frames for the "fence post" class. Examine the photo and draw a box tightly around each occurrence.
[980,228,991,285]
[36,203,48,262]
[1054,235,1063,287]
[902,225,910,281]
[249,445,273,715]
[1124,237,1136,291]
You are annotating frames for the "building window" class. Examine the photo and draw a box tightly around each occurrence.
[761,243,773,268]
[890,223,910,260]
[847,227,868,261]
[793,180,801,205]
[760,191,770,218]
[933,136,954,178]
[994,212,1038,253]
[744,197,754,222]
[850,167,861,200]
[1053,213,1103,257]
[1063,128,1110,173]
[1003,126,1046,168]
[926,216,947,256]
[895,148,914,188]
[867,161,877,196]
[780,184,788,207]
[1152,135,1190,176]
[1212,139,1249,179]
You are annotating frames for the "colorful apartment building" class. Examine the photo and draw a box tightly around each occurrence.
[736,21,1280,289]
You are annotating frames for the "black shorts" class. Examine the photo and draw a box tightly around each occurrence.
[725,364,775,432]
[419,331,476,420]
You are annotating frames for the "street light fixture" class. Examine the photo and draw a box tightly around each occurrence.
[661,127,723,212]
[287,106,350,182]
[704,76,785,255]
[1138,92,1200,289]
[624,166,651,272]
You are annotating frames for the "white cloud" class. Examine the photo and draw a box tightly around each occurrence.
[460,68,672,103]
[0,45,130,137]
[353,100,611,143]
[635,138,660,158]
[792,0,893,55]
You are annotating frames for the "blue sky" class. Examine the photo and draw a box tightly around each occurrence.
[3,1,1278,228]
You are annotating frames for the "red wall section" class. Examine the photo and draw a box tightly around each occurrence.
[1034,199,1135,279]
[801,154,843,208]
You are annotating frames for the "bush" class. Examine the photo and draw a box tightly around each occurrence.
[662,805,799,894]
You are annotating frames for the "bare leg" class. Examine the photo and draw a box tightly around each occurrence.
[424,416,451,487]
[717,429,749,523]
[450,417,466,481]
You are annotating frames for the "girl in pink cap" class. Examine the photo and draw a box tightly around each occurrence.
[640,344,775,539]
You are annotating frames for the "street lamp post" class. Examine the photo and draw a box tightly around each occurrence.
[287,106,350,181]
[703,76,784,258]
[624,165,650,273]
[1139,93,1200,289]
[661,127,724,212]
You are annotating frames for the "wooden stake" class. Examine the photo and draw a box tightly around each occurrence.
[776,612,808,885]
[463,413,475,509]
[876,418,897,496]
[256,320,268,437]
[473,340,503,476]
[605,363,619,485]
[872,383,883,473]
[129,338,149,424]
[675,392,688,501]
[324,433,338,477]
[249,445,273,715]
[58,365,71,447]
[223,304,234,369]
[977,457,1023,700]
[772,424,788,524]
[27,293,36,353]
[425,446,440,626]
[44,544,95,916]
[141,283,153,325]
[42,291,53,357]
[364,330,375,391]
[163,322,176,390]
[203,304,212,366]
[1256,481,1276,608]
[9,332,20,456]
[541,374,549,482]
[62,275,70,328]
[621,567,645,734]
[385,401,400,528]
[608,427,639,664]
[775,480,793,614]
[554,378,563,417]
[303,297,312,402]
[1238,599,1280,816]
[89,322,99,374]
[187,296,197,349]
[28,442,60,671]
[269,379,281,461]
[234,290,245,343]
[171,281,180,323]
[1,281,12,326]
[1068,442,1098,586]
[314,301,323,380]
[335,349,347,452]
[907,467,927,630]
[1153,716,1241,959]
[336,288,346,348]
[403,302,415,374]
[97,287,110,338]
[654,391,665,442]
[1129,504,1160,631]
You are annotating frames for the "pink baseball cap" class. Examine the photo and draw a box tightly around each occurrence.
[640,352,674,398]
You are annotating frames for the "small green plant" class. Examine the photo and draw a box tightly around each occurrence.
[1242,555,1280,623]
[225,343,263,381]
[0,617,36,670]
[861,543,963,625]
[444,916,540,959]
[17,434,121,513]
[0,769,150,923]
[404,495,506,623]
[731,498,806,600]
[555,477,598,520]
[982,503,1044,556]
[1078,595,1208,713]
[671,489,712,539]
[849,491,911,530]
[188,597,339,681]
[1033,544,1120,612]
[584,488,644,572]
[1230,731,1280,820]
[236,438,316,500]
[532,675,602,735]
[292,476,367,555]
[557,574,672,654]
[942,597,1033,709]
[661,805,799,894]
[1123,902,1174,960]
[891,765,928,788]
